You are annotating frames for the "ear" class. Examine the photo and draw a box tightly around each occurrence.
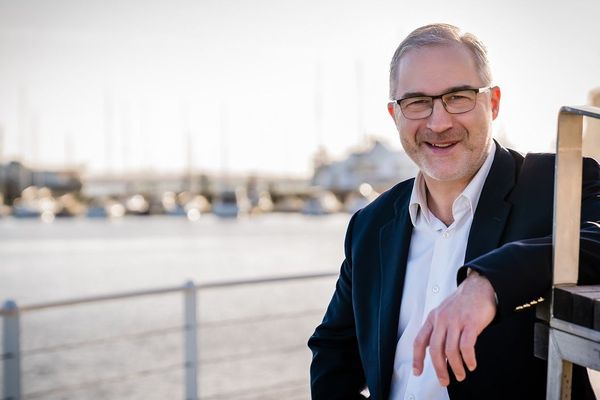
[387,102,396,119]
[490,86,501,120]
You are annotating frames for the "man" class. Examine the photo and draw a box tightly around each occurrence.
[308,23,600,399]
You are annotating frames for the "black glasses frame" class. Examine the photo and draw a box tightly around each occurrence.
[390,86,493,120]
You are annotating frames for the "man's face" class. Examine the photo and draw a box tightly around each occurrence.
[388,44,500,185]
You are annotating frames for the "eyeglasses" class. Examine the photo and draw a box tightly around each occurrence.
[390,86,492,120]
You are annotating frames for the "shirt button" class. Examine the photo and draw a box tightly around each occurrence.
[442,231,450,238]
[432,285,440,294]
[407,395,416,400]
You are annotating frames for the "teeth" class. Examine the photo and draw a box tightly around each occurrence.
[431,143,452,148]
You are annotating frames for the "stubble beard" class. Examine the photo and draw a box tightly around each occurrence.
[402,128,491,183]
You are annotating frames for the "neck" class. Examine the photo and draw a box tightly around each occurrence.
[423,175,471,226]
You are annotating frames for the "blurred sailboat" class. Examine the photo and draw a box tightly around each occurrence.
[86,196,126,219]
[302,188,341,215]
[212,187,250,218]
[12,186,58,222]
[344,183,379,214]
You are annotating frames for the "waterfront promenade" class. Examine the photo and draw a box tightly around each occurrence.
[4,214,600,398]
[0,214,348,399]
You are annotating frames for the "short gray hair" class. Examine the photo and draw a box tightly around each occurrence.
[389,23,492,99]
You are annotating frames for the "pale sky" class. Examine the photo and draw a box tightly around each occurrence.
[0,0,599,177]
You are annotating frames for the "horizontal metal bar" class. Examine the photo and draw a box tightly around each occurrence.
[2,309,322,363]
[1,285,187,314]
[195,271,338,290]
[560,105,600,119]
[0,271,337,315]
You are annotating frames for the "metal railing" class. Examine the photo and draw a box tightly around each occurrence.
[1,271,337,400]
[544,105,600,399]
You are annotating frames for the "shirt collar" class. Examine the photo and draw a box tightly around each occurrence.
[408,141,496,228]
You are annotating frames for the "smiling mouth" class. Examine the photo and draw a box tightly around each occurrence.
[426,141,458,149]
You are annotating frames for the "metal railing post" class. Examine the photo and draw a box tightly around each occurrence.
[0,272,335,399]
[3,300,21,400]
[183,281,198,400]
[546,105,600,399]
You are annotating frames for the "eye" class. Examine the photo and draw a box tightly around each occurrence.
[449,94,468,100]
[444,90,475,103]
[402,97,430,108]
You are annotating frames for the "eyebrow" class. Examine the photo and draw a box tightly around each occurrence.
[398,85,477,100]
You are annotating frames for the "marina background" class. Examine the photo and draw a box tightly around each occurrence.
[1,214,347,399]
[1,0,600,398]
[0,0,599,176]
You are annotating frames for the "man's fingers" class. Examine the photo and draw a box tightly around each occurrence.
[428,321,450,386]
[412,319,433,376]
[445,326,466,382]
[409,273,494,386]
[459,327,478,372]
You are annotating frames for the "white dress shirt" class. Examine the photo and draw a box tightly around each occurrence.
[388,142,496,400]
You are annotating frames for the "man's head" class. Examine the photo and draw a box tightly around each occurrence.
[389,24,493,99]
[387,24,501,187]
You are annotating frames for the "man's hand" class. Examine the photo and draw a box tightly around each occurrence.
[412,271,497,386]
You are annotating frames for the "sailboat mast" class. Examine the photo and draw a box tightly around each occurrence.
[220,102,229,185]
[315,62,324,150]
[181,99,193,193]
[103,89,114,175]
[355,59,366,146]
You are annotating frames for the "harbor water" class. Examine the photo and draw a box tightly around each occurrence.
[0,214,349,399]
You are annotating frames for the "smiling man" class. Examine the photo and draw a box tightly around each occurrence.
[308,24,600,399]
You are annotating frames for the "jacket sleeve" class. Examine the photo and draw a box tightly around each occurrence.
[308,211,368,400]
[460,157,600,318]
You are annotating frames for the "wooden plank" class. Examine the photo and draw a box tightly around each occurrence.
[537,290,551,322]
[551,318,600,343]
[593,299,600,331]
[550,326,600,371]
[534,322,549,360]
[547,330,572,400]
[553,285,600,329]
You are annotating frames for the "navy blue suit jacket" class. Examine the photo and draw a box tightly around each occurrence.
[308,143,600,399]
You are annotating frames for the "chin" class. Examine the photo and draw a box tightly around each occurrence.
[423,164,476,183]
[426,171,464,182]
[420,161,465,181]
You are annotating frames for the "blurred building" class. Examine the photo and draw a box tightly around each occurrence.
[311,139,417,194]
[0,161,82,205]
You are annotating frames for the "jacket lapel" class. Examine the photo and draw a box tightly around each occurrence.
[465,142,517,262]
[377,187,413,400]
[375,142,518,398]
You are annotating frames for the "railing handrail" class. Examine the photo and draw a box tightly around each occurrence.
[1,271,338,400]
[0,271,338,315]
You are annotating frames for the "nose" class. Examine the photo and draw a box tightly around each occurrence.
[426,98,453,133]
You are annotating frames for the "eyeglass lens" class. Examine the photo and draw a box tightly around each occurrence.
[400,89,478,119]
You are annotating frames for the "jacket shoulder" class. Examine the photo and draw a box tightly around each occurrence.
[520,151,599,176]
[353,178,414,224]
